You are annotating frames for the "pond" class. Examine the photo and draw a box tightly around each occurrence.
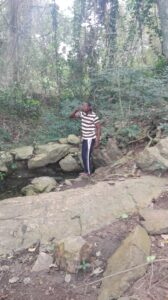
[0,165,79,200]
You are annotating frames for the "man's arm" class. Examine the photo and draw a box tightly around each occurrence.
[95,122,101,148]
[69,108,81,119]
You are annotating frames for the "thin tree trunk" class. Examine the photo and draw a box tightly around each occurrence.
[9,0,19,83]
[157,0,168,60]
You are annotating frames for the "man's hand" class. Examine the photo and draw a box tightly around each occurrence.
[69,107,81,119]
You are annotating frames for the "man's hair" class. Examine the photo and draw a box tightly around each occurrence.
[87,102,92,108]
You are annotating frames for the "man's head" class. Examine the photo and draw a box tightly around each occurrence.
[82,102,92,113]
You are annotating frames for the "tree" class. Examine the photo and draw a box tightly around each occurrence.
[157,0,168,60]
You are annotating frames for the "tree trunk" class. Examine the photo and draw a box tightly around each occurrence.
[9,0,19,83]
[157,0,168,60]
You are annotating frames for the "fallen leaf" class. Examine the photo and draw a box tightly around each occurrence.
[121,213,129,219]
[96,251,101,257]
[146,255,156,263]
[91,267,104,276]
[65,273,71,283]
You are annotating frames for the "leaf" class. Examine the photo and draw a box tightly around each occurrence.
[91,267,104,276]
[121,213,129,219]
[65,274,71,283]
[161,234,168,240]
[146,255,156,263]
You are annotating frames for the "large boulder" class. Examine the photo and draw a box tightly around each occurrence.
[10,146,34,160]
[0,176,166,256]
[28,143,70,169]
[93,138,122,167]
[59,154,82,172]
[136,138,168,172]
[21,176,57,196]
[140,208,168,235]
[98,226,151,300]
[59,138,68,144]
[67,134,80,145]
[0,151,13,172]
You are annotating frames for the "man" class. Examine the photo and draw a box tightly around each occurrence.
[70,102,101,176]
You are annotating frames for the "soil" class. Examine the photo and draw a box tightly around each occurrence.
[0,215,138,300]
[1,192,168,300]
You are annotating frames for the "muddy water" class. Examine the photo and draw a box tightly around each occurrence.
[0,167,79,200]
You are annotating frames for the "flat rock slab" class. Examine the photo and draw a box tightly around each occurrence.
[0,176,167,256]
[98,225,151,300]
[140,208,168,234]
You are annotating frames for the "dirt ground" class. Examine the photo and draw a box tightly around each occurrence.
[1,191,168,300]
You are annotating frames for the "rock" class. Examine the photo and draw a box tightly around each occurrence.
[106,138,122,161]
[69,147,79,154]
[64,179,73,186]
[0,176,166,256]
[0,151,13,172]
[98,226,151,300]
[136,137,168,172]
[67,134,80,145]
[59,138,68,144]
[32,252,53,272]
[21,185,37,196]
[55,236,92,273]
[59,154,82,172]
[0,265,10,272]
[93,139,122,167]
[9,276,19,284]
[10,146,33,160]
[23,277,31,285]
[31,177,57,193]
[22,176,57,195]
[139,208,168,234]
[28,143,70,169]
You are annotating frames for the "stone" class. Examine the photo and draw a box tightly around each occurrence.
[55,236,91,273]
[21,176,57,195]
[31,177,57,193]
[136,137,168,172]
[21,185,37,196]
[98,226,151,300]
[59,138,68,144]
[106,138,122,161]
[28,143,70,169]
[0,265,10,272]
[0,151,13,172]
[67,134,80,145]
[0,176,166,256]
[139,208,168,234]
[93,138,122,167]
[64,179,73,186]
[59,154,82,172]
[32,252,53,272]
[10,146,33,160]
[9,276,19,284]
[69,147,79,154]
[23,277,31,285]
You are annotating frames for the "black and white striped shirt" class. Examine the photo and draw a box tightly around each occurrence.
[79,111,99,139]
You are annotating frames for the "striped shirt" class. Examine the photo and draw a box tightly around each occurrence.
[79,111,99,139]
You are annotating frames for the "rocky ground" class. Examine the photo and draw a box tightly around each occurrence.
[1,137,168,300]
[1,192,168,300]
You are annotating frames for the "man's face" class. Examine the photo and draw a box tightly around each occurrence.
[82,102,90,113]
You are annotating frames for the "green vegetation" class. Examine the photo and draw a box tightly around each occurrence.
[0,0,168,149]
